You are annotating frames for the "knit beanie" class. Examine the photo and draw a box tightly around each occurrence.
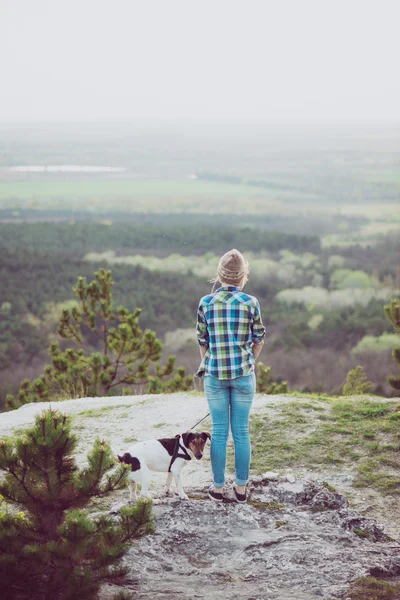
[210,249,249,291]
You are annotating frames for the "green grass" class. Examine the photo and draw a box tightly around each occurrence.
[78,404,130,417]
[247,398,400,494]
[0,179,319,217]
[0,179,272,200]
[123,435,137,444]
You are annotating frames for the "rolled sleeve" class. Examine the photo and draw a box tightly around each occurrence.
[196,304,209,347]
[252,301,266,345]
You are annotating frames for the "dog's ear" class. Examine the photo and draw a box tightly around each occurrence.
[181,431,194,448]
[201,431,211,441]
[117,453,131,464]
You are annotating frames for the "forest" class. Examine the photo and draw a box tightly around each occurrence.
[0,122,399,409]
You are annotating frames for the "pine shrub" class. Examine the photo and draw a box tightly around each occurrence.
[256,362,289,394]
[384,298,400,392]
[342,365,374,396]
[0,408,154,600]
[6,268,193,409]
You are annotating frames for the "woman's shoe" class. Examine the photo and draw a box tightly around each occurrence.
[208,485,224,503]
[233,486,247,504]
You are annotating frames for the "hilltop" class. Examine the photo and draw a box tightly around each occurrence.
[1,392,400,599]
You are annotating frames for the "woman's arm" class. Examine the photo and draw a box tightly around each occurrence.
[251,300,266,359]
[196,303,209,356]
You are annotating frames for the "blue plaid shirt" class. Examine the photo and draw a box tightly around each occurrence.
[196,286,266,380]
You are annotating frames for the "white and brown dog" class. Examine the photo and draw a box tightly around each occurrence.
[117,431,211,502]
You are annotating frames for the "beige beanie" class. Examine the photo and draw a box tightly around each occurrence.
[210,249,249,291]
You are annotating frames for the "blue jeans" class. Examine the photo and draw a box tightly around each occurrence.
[204,372,255,488]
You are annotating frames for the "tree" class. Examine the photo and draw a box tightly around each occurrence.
[342,365,374,396]
[384,298,400,392]
[6,269,193,409]
[0,408,154,600]
[256,363,289,394]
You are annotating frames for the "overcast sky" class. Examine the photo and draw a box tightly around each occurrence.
[0,0,399,123]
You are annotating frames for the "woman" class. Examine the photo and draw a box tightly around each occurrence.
[196,249,265,503]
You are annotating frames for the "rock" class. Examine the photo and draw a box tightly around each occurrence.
[261,471,279,481]
[109,501,125,514]
[261,480,348,510]
[103,479,400,600]
[286,474,296,484]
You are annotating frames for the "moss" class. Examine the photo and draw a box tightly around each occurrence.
[353,528,372,539]
[187,494,205,501]
[346,576,400,599]
[248,500,283,511]
[275,520,288,528]
[321,481,337,493]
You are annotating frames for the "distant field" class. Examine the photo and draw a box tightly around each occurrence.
[0,178,320,214]
[364,170,400,185]
[0,179,277,199]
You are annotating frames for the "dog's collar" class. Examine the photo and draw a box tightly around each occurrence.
[168,435,192,472]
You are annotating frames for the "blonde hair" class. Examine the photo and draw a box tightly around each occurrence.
[210,249,249,293]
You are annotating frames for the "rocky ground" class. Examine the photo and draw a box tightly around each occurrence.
[103,477,400,600]
[1,393,400,599]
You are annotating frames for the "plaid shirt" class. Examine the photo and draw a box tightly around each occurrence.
[196,286,266,380]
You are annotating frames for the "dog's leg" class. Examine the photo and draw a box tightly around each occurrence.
[164,472,173,496]
[171,467,189,500]
[129,480,137,503]
[136,466,152,500]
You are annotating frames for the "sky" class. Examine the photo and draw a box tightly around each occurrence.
[0,0,399,124]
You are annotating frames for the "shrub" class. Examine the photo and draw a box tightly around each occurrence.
[0,408,154,600]
[256,363,289,394]
[342,366,374,396]
[384,298,400,392]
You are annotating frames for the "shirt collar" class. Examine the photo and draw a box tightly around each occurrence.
[216,285,241,292]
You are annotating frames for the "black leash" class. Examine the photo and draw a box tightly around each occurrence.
[190,412,210,430]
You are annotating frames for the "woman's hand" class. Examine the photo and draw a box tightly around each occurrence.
[252,341,264,360]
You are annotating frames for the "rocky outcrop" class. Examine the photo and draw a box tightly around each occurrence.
[105,478,400,600]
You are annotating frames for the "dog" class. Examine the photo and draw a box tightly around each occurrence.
[117,430,211,502]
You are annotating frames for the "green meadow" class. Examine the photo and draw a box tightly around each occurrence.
[0,179,273,199]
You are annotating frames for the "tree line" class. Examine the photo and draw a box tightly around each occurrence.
[0,222,321,255]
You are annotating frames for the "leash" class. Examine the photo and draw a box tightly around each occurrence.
[190,412,210,430]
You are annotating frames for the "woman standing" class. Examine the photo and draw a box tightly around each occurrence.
[196,249,265,503]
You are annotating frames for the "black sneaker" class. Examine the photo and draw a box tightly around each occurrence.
[208,485,223,503]
[233,487,247,504]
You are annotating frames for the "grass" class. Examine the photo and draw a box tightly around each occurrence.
[247,397,400,494]
[123,435,137,444]
[78,404,131,417]
[345,577,400,599]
